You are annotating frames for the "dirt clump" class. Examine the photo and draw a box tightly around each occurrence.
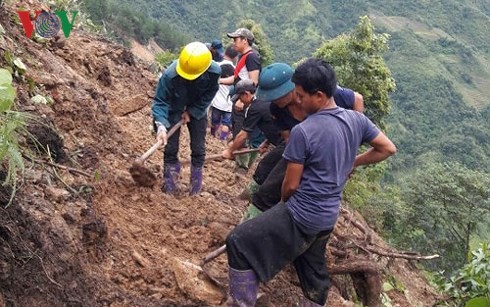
[129,163,157,187]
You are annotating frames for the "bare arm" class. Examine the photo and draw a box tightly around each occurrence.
[354,131,396,167]
[248,70,260,85]
[219,75,235,85]
[281,162,304,202]
[222,130,249,159]
[353,92,364,113]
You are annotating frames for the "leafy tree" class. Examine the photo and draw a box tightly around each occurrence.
[155,51,177,70]
[314,16,395,130]
[82,0,108,23]
[236,19,274,66]
[386,162,490,272]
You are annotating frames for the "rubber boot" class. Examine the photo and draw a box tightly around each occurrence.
[210,124,219,137]
[300,297,324,307]
[219,125,231,140]
[189,166,203,195]
[235,153,250,174]
[163,162,181,194]
[237,179,259,201]
[247,151,259,169]
[227,267,259,307]
[220,129,231,140]
[243,203,263,220]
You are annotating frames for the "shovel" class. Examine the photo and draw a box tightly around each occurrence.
[129,119,184,187]
[181,148,260,165]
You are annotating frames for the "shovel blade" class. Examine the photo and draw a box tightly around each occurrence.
[129,163,157,187]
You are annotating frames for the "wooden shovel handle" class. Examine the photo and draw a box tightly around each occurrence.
[135,119,185,164]
[182,148,260,165]
[202,244,226,265]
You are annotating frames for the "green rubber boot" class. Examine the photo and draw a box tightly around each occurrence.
[237,179,260,201]
[247,151,260,169]
[235,153,250,173]
[243,203,263,220]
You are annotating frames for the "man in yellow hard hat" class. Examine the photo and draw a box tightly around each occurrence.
[152,42,221,195]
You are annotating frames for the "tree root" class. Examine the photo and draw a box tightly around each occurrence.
[325,206,440,306]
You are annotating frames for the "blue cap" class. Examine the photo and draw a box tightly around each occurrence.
[256,63,294,101]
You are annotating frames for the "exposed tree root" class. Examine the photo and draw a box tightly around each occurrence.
[325,206,440,306]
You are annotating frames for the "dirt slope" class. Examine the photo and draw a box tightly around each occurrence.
[0,5,440,307]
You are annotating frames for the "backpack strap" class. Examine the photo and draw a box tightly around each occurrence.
[233,50,253,80]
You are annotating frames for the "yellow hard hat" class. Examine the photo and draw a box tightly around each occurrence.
[176,42,212,80]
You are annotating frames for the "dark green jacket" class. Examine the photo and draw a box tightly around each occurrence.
[152,60,221,128]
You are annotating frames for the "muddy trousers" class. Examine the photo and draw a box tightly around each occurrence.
[252,156,287,212]
[164,116,207,168]
[252,143,286,185]
[226,204,332,305]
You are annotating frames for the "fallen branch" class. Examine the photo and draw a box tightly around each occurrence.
[364,245,440,260]
[28,157,92,177]
[202,245,226,265]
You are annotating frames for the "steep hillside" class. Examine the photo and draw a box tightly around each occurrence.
[0,3,443,307]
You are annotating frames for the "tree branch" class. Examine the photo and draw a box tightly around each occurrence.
[26,156,93,177]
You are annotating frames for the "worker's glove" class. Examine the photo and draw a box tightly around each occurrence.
[155,122,168,146]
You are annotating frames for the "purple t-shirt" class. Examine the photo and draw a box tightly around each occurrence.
[283,107,380,234]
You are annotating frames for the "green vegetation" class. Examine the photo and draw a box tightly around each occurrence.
[81,0,189,51]
[380,162,489,271]
[434,243,490,306]
[154,50,177,70]
[0,69,27,205]
[315,16,395,130]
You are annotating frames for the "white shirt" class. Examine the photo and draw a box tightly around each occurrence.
[211,60,234,112]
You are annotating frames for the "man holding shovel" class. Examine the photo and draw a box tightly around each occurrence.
[221,79,282,162]
[152,42,221,195]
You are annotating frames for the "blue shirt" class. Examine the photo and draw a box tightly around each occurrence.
[152,60,221,128]
[283,107,380,234]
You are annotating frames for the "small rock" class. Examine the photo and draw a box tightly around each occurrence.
[45,186,71,202]
[201,192,213,198]
[62,211,77,224]
[172,257,224,305]
[150,293,163,300]
[31,94,48,104]
[132,250,150,267]
[24,169,43,183]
